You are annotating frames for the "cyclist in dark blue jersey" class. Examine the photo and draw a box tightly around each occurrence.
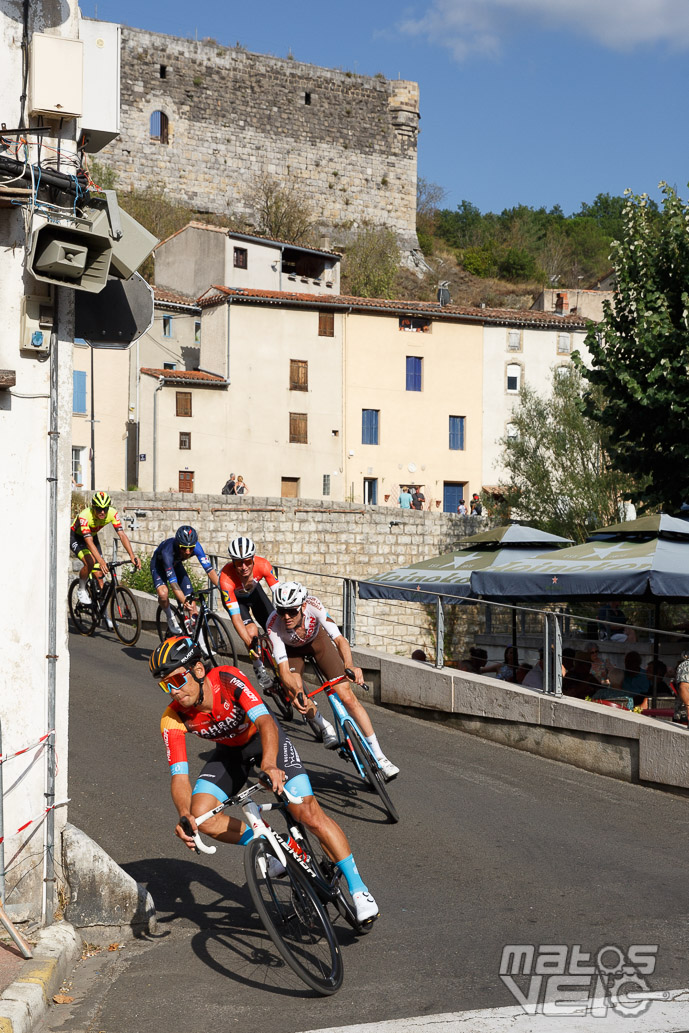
[151,526,221,633]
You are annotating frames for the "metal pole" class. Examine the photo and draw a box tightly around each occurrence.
[44,293,60,925]
[652,601,661,709]
[552,612,563,697]
[153,385,158,492]
[435,597,445,669]
[542,613,550,695]
[342,579,350,640]
[349,580,357,647]
[89,343,95,490]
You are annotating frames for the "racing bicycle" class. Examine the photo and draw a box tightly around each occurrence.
[249,633,294,722]
[302,662,399,824]
[156,588,237,667]
[181,776,369,995]
[68,560,141,645]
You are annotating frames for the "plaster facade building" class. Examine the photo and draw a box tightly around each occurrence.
[481,316,591,489]
[95,24,421,252]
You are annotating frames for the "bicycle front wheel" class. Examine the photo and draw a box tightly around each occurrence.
[110,586,141,645]
[347,726,399,824]
[244,839,343,995]
[264,681,294,722]
[201,612,237,666]
[68,579,98,636]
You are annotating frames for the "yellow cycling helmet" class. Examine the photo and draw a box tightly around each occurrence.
[92,491,111,510]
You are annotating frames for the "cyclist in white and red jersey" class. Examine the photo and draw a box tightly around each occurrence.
[266,582,399,781]
[219,537,337,744]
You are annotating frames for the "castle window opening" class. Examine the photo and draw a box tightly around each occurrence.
[160,65,167,79]
[304,92,311,105]
[233,247,248,269]
[150,110,169,144]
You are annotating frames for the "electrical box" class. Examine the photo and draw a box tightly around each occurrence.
[29,34,84,119]
[20,294,55,355]
[78,20,121,152]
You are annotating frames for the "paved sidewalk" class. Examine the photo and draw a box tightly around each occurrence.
[0,923,81,1033]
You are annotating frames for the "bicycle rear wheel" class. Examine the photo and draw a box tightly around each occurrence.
[68,579,98,636]
[200,612,237,666]
[244,839,343,995]
[347,725,399,824]
[110,586,141,645]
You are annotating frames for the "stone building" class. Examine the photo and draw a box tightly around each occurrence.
[95,23,421,253]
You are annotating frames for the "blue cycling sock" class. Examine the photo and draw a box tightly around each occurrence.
[335,853,367,895]
[239,828,253,846]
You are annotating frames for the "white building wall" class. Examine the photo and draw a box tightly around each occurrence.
[482,323,591,486]
[1,0,77,922]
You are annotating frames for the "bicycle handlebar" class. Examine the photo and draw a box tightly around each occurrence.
[179,773,303,854]
[301,667,369,699]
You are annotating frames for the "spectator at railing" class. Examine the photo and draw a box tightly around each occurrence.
[482,645,519,683]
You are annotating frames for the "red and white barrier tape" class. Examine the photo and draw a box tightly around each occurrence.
[0,730,54,765]
[0,799,70,843]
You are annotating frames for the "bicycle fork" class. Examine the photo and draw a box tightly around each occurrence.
[325,692,369,780]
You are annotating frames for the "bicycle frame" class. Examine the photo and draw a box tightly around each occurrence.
[186,782,330,892]
[302,673,377,782]
[90,562,126,618]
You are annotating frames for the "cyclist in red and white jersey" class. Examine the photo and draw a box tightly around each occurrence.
[266,582,399,781]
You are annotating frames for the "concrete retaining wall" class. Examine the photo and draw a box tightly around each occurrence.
[128,589,689,793]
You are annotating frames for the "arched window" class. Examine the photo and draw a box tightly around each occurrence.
[506,362,522,393]
[150,110,169,144]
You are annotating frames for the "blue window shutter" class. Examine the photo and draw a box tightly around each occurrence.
[449,416,465,450]
[406,356,422,391]
[362,409,379,445]
[73,370,87,414]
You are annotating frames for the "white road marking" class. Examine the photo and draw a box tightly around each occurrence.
[300,989,689,1033]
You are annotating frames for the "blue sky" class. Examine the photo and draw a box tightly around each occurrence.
[88,0,689,217]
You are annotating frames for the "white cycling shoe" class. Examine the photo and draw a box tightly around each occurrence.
[352,890,379,924]
[321,722,338,749]
[378,758,399,781]
[76,585,91,605]
[167,619,183,636]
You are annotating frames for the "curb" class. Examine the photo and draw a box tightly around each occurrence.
[0,923,81,1033]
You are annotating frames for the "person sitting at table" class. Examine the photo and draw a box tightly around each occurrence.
[482,645,519,683]
[562,651,601,700]
[457,646,488,675]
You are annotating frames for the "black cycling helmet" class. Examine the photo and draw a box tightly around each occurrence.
[149,636,203,679]
[175,525,198,548]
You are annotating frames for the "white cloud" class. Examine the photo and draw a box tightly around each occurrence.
[398,0,689,59]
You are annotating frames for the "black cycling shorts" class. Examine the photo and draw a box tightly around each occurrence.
[192,722,312,802]
[236,584,274,629]
[70,531,101,559]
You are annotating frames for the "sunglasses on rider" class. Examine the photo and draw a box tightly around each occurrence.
[276,606,300,617]
[158,670,191,694]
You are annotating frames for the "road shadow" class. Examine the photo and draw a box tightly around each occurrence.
[124,855,357,996]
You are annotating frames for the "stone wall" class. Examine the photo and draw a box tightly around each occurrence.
[103,491,487,657]
[97,25,420,250]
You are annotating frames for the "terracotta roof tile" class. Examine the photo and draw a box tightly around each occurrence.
[153,286,200,308]
[197,285,591,328]
[140,367,227,384]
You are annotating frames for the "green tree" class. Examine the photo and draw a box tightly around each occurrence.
[244,174,315,244]
[341,226,400,298]
[494,368,635,542]
[578,184,689,511]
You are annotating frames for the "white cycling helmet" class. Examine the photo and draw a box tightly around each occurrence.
[274,581,307,610]
[228,536,256,560]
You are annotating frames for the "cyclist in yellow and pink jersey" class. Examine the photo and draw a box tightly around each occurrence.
[70,491,140,603]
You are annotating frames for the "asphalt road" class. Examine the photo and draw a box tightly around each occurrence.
[40,626,689,1033]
